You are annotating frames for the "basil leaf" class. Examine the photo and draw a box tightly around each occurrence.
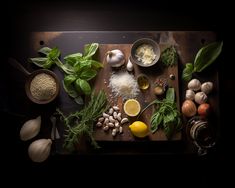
[194,41,223,72]
[163,113,175,125]
[54,60,75,75]
[182,63,194,81]
[90,60,104,69]
[64,53,83,65]
[48,47,60,60]
[63,78,78,98]
[64,52,83,60]
[166,87,175,103]
[163,123,175,139]
[74,96,84,105]
[64,74,77,85]
[83,43,99,59]
[80,69,97,81]
[38,47,52,56]
[150,112,162,133]
[29,57,51,68]
[75,79,91,95]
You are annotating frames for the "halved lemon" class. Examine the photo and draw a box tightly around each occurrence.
[123,99,141,117]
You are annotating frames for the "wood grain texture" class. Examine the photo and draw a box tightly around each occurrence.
[93,44,181,141]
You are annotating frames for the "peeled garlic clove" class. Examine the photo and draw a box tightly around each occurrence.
[188,79,201,91]
[28,139,52,163]
[20,116,41,141]
[201,82,213,94]
[126,59,134,71]
[195,92,208,104]
[185,89,195,100]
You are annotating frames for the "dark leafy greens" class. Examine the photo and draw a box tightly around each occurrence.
[182,41,223,81]
[29,43,103,104]
[160,46,178,66]
[138,88,181,139]
[56,90,109,152]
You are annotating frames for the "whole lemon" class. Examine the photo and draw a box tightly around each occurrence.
[129,121,148,138]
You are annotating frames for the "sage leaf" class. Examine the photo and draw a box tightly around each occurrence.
[80,69,97,81]
[194,41,223,72]
[182,63,194,81]
[75,79,91,95]
[38,47,52,56]
[83,43,99,59]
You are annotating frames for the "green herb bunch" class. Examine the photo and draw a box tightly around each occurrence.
[29,43,103,104]
[138,88,181,139]
[182,41,223,81]
[56,90,109,152]
[160,46,178,66]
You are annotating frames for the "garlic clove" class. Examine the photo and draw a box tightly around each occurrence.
[20,116,41,141]
[185,89,195,100]
[188,79,201,91]
[201,82,213,94]
[126,59,134,71]
[28,139,52,163]
[195,92,208,104]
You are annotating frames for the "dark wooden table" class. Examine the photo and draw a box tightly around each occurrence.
[5,31,221,156]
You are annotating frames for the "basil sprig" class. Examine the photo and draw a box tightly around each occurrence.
[182,41,223,81]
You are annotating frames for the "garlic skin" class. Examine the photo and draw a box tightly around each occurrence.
[195,92,208,104]
[20,116,41,141]
[28,139,52,162]
[188,79,201,91]
[106,49,125,67]
[201,82,213,94]
[126,59,134,71]
[185,90,195,100]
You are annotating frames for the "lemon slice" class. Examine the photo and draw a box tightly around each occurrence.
[123,99,141,117]
[129,121,148,138]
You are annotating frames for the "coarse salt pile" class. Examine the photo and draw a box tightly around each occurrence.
[108,71,140,100]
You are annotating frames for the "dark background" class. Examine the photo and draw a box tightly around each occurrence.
[2,0,232,185]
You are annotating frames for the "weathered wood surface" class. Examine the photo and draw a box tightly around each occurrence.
[93,44,181,141]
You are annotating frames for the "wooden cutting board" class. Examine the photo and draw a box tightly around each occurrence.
[92,44,181,141]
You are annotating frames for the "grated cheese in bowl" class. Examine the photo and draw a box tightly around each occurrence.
[135,44,157,65]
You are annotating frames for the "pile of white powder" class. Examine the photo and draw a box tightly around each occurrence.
[108,71,140,100]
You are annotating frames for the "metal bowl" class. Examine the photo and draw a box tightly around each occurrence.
[130,38,160,67]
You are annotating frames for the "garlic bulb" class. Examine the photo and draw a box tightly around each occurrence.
[20,116,41,141]
[28,139,52,162]
[201,82,213,94]
[195,92,208,104]
[185,90,195,100]
[188,79,201,91]
[106,49,125,67]
[126,59,134,71]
